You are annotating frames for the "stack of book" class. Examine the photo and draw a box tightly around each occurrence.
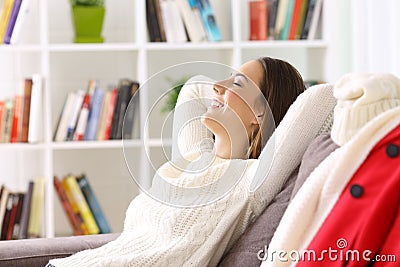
[249,0,323,41]
[0,177,44,240]
[0,0,31,45]
[54,174,111,236]
[0,74,43,144]
[146,0,222,43]
[53,78,140,142]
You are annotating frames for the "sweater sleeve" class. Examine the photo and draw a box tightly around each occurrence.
[171,75,214,161]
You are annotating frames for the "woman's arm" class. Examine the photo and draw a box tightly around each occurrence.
[171,75,214,161]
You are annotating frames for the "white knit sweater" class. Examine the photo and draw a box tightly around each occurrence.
[49,77,336,267]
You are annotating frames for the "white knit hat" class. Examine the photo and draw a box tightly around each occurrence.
[331,73,400,146]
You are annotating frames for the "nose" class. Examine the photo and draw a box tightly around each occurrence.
[213,83,226,95]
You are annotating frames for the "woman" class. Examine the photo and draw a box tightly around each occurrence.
[47,57,305,267]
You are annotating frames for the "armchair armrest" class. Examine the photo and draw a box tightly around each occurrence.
[0,233,119,267]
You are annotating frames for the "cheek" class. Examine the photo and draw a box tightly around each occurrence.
[226,92,255,123]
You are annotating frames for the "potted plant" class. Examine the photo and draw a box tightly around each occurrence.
[70,0,105,43]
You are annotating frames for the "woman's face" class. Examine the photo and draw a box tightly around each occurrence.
[202,60,264,138]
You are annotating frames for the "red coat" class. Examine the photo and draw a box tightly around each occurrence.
[296,124,400,266]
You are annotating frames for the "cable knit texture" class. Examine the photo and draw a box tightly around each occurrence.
[331,73,400,146]
[261,73,400,267]
[48,76,336,267]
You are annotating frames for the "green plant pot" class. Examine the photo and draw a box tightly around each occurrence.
[72,6,105,43]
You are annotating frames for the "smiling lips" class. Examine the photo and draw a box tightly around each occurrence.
[211,99,225,109]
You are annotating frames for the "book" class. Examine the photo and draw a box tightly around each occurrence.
[27,74,42,143]
[20,78,32,142]
[274,0,288,39]
[73,93,90,141]
[76,175,111,234]
[10,93,23,142]
[267,0,279,39]
[288,0,303,40]
[294,0,308,39]
[0,186,10,236]
[110,79,135,140]
[27,177,45,238]
[307,0,322,40]
[176,0,207,42]
[102,87,118,140]
[11,192,24,239]
[54,91,77,142]
[3,0,22,44]
[0,0,14,42]
[9,0,31,44]
[300,0,315,39]
[122,81,139,140]
[195,0,221,41]
[2,99,14,143]
[153,0,167,42]
[96,89,111,140]
[5,193,19,240]
[18,180,33,239]
[159,0,187,43]
[84,87,104,141]
[66,89,85,141]
[0,100,4,141]
[146,0,162,42]
[249,0,268,41]
[1,193,13,240]
[280,0,295,40]
[54,176,87,235]
[62,176,99,235]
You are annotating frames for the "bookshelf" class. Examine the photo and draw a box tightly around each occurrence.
[0,0,333,238]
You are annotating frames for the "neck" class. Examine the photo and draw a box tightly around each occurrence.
[214,131,249,159]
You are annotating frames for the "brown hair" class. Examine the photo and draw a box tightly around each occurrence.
[248,57,305,159]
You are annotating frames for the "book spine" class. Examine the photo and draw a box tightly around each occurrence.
[176,0,206,42]
[27,177,45,238]
[1,194,13,240]
[0,187,10,233]
[9,0,31,44]
[195,0,222,41]
[10,94,23,143]
[295,0,308,39]
[96,90,110,140]
[62,176,99,235]
[73,93,90,141]
[307,0,322,40]
[267,0,279,39]
[103,88,118,140]
[11,193,24,239]
[146,0,162,42]
[274,0,289,39]
[122,82,139,140]
[2,99,14,143]
[77,175,111,234]
[5,194,18,240]
[300,0,315,39]
[0,101,5,142]
[84,88,104,141]
[54,91,76,142]
[53,176,86,235]
[280,0,295,40]
[249,0,268,41]
[17,181,33,239]
[288,0,303,40]
[0,0,15,41]
[20,78,32,142]
[3,0,22,44]
[66,89,85,141]
[27,74,42,143]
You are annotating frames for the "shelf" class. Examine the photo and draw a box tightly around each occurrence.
[51,139,172,150]
[49,43,139,52]
[0,143,45,150]
[145,41,235,51]
[239,40,328,49]
[0,44,42,52]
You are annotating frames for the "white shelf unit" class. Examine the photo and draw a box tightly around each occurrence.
[0,0,330,238]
